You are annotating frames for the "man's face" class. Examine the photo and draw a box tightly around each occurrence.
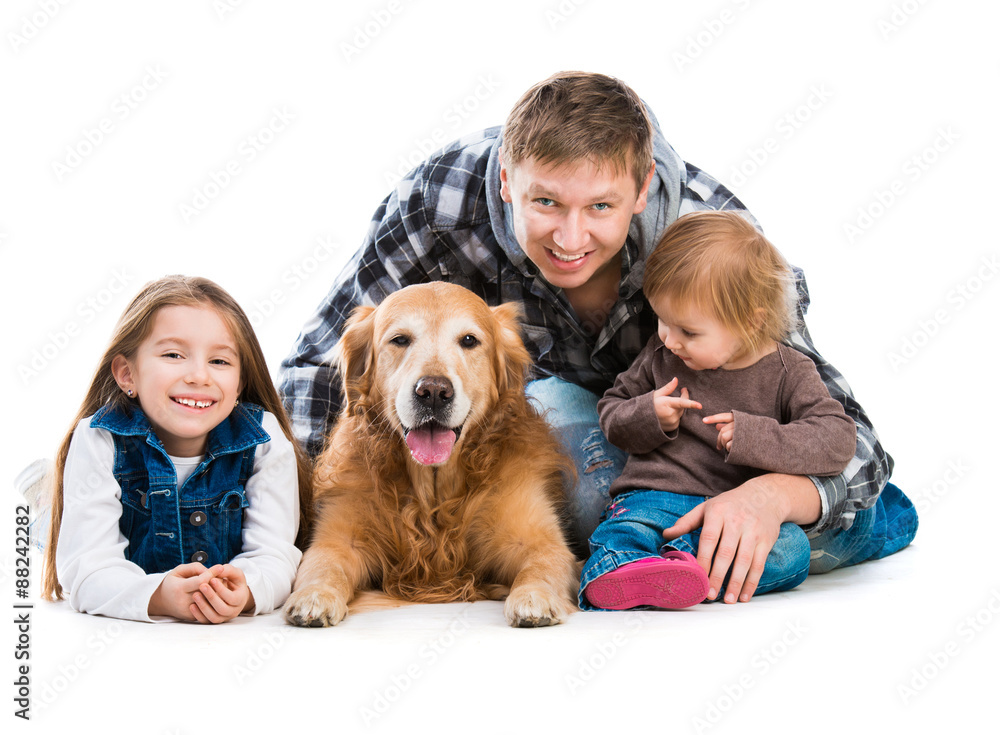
[499,155,654,293]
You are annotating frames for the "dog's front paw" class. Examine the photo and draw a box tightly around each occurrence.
[283,585,349,627]
[504,585,576,628]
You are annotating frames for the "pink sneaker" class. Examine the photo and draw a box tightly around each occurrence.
[584,550,709,610]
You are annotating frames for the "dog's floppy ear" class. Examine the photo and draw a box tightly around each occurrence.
[335,304,377,417]
[490,302,532,395]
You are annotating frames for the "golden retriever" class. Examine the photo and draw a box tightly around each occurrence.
[283,282,578,627]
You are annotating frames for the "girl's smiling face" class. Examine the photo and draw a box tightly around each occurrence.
[113,304,241,456]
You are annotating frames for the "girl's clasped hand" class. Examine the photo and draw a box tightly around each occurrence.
[148,563,254,623]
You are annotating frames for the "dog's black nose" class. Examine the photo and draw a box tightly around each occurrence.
[414,376,454,410]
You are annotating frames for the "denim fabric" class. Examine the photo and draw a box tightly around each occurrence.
[527,376,917,577]
[578,489,811,609]
[808,482,918,573]
[90,401,270,574]
[526,376,627,558]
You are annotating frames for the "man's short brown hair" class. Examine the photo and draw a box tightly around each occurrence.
[502,71,654,193]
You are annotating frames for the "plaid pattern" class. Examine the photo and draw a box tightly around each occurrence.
[278,126,891,533]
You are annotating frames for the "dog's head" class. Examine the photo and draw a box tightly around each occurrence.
[335,282,531,466]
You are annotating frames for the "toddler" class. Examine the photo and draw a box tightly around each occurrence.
[581,211,856,610]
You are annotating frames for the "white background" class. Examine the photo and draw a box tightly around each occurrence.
[2,1,997,733]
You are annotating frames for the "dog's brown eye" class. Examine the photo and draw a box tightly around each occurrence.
[460,334,479,349]
[390,335,411,347]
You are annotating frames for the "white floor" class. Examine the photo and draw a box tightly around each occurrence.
[24,541,990,734]
[3,2,998,733]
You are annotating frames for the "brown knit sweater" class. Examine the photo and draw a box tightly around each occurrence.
[598,337,857,498]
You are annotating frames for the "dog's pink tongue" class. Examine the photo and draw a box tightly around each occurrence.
[405,425,457,465]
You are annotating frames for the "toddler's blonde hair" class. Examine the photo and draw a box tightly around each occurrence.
[643,210,796,358]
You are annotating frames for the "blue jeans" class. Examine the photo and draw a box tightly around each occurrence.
[527,377,628,558]
[526,376,918,569]
[807,481,918,573]
[579,489,811,609]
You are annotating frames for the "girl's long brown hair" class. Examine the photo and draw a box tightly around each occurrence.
[42,275,313,600]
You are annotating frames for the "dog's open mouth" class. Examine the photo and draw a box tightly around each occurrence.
[403,421,462,466]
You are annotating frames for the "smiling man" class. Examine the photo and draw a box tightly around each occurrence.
[500,155,653,328]
[279,71,916,603]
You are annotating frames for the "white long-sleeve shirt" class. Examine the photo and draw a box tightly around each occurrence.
[57,411,302,622]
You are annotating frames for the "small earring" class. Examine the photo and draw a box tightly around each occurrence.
[126,389,135,397]
[234,397,240,406]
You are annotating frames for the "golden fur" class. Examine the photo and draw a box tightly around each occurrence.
[284,282,578,627]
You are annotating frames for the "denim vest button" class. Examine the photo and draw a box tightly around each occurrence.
[97,401,267,575]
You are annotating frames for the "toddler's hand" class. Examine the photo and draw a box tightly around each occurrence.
[653,377,702,432]
[704,412,735,452]
[189,564,254,624]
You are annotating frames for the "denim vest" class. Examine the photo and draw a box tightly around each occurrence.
[90,401,271,574]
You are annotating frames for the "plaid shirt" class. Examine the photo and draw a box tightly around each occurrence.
[278,125,892,534]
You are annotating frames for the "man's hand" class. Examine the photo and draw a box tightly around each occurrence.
[662,474,820,603]
[653,377,702,432]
